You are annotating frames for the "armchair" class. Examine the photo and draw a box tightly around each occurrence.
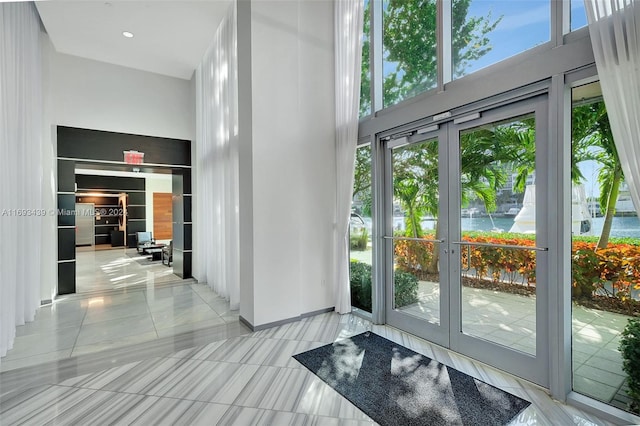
[136,232,154,252]
[162,241,173,266]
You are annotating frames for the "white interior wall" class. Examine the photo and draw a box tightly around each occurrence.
[40,31,57,303]
[52,52,194,141]
[145,175,173,241]
[237,0,255,325]
[189,74,199,280]
[248,0,336,326]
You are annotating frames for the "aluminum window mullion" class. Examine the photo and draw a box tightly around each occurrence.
[552,0,570,46]
[441,0,452,86]
[549,74,573,402]
[371,134,386,324]
[372,0,383,112]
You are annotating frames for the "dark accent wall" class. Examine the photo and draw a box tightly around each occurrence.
[56,127,191,296]
[172,170,192,279]
[58,126,191,166]
[57,159,76,295]
[75,175,146,246]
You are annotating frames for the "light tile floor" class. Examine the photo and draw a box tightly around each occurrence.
[0,246,634,424]
[0,311,629,425]
[1,248,240,372]
[76,246,179,294]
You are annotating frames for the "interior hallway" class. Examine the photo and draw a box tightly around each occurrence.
[75,246,178,294]
[1,248,240,372]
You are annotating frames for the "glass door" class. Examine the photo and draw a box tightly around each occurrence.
[385,127,450,347]
[384,95,549,387]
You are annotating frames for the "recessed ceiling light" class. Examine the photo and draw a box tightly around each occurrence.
[122,31,134,38]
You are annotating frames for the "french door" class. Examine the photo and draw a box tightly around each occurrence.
[383,96,549,387]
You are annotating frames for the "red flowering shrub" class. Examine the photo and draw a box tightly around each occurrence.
[394,235,640,301]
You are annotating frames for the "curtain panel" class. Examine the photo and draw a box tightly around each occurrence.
[0,2,44,360]
[334,0,364,314]
[195,2,240,310]
[585,0,640,220]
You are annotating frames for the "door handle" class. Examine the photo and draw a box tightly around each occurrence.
[383,236,445,243]
[451,241,548,251]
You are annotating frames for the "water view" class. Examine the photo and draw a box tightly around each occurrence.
[463,215,640,239]
[386,215,640,239]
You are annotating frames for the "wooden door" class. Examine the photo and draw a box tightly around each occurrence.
[153,193,173,240]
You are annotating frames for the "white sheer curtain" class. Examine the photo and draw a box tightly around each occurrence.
[195,1,240,310]
[585,0,640,219]
[0,2,43,360]
[335,0,364,314]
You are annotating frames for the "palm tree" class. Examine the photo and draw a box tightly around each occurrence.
[572,101,622,249]
[392,140,439,239]
[391,125,514,274]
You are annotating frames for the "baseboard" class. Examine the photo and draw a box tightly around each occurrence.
[239,315,255,331]
[301,306,335,318]
[240,306,336,332]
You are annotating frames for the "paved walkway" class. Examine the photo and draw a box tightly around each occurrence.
[400,280,629,405]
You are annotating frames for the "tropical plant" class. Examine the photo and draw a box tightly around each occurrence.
[620,318,640,414]
[353,145,372,216]
[382,0,501,106]
[359,0,371,116]
[360,0,500,114]
[572,101,623,249]
[349,260,420,311]
[394,270,419,308]
[349,260,372,311]
[395,235,640,303]
[350,227,369,251]
[356,0,504,269]
[392,141,439,239]
[489,117,536,193]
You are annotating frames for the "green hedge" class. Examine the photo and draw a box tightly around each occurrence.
[350,228,368,251]
[349,260,419,311]
[621,319,640,413]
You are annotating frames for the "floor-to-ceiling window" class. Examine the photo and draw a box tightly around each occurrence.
[360,0,371,118]
[350,144,373,313]
[570,81,640,411]
[357,0,639,419]
[570,0,587,31]
[451,0,550,80]
[382,0,438,107]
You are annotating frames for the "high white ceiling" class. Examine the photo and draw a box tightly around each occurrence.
[35,1,231,80]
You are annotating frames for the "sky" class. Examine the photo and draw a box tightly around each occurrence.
[379,0,589,82]
[459,0,587,76]
[376,0,599,195]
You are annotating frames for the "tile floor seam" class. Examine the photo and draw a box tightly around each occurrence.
[199,401,373,425]
[3,386,98,425]
[141,287,161,339]
[69,302,90,356]
[219,405,370,422]
[224,365,349,415]
[155,351,307,372]
[31,387,240,425]
[77,356,212,393]
[190,283,211,308]
[48,382,240,405]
